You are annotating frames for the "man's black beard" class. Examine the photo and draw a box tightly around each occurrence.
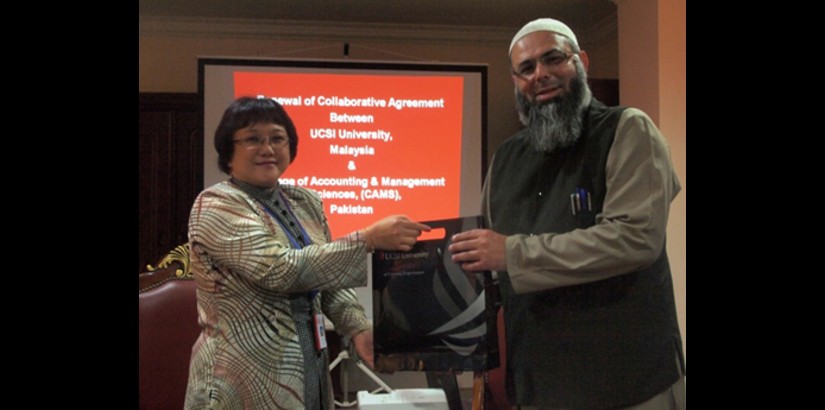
[515,61,591,153]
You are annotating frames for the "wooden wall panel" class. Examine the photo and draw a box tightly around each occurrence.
[589,78,619,107]
[138,93,202,273]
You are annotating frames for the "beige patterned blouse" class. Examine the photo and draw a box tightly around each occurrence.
[184,181,371,409]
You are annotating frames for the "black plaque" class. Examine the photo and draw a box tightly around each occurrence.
[372,216,500,372]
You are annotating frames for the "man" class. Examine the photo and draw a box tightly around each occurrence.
[448,18,685,409]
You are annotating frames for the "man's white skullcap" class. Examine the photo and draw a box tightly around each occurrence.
[509,18,578,55]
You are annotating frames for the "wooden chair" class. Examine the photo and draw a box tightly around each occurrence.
[470,306,511,409]
[138,244,199,410]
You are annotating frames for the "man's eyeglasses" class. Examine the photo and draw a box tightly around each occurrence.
[512,49,576,81]
[234,135,289,150]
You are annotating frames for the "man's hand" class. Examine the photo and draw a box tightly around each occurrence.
[448,228,508,272]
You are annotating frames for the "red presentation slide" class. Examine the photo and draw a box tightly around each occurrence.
[234,72,464,238]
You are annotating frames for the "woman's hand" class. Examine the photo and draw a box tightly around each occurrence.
[351,329,375,369]
[364,215,430,252]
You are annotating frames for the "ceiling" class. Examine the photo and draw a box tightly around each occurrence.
[139,0,617,33]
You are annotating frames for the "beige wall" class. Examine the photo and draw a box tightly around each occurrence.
[617,0,686,358]
[659,0,686,361]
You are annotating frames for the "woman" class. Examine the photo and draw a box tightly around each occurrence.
[184,97,430,409]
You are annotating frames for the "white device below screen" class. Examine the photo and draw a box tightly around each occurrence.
[357,388,449,409]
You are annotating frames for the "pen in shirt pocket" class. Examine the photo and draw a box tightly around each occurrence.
[570,187,592,215]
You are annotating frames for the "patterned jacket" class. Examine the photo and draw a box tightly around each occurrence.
[184,181,371,409]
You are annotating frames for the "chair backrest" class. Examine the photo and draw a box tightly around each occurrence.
[139,245,199,410]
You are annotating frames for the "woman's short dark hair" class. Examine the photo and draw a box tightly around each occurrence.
[214,97,299,174]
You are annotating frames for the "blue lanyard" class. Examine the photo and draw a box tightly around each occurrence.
[256,193,318,300]
[257,192,312,249]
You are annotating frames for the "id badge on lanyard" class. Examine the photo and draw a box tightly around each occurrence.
[313,312,328,351]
